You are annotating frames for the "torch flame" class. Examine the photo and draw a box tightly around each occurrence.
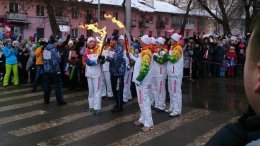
[104,14,125,29]
[79,23,107,53]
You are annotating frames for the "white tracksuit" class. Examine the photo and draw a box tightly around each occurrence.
[151,56,167,110]
[167,51,184,114]
[131,53,153,127]
[85,53,102,110]
[101,50,113,98]
[123,51,133,102]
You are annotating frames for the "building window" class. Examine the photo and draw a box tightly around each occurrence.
[72,8,78,19]
[100,10,106,20]
[165,17,169,25]
[72,28,78,38]
[149,31,153,35]
[113,12,118,20]
[157,30,161,37]
[140,30,144,37]
[149,16,153,23]
[187,18,195,24]
[36,5,44,17]
[36,28,44,39]
[9,3,19,13]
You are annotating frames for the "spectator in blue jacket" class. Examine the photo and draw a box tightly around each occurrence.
[106,32,126,112]
[3,39,19,87]
[43,36,66,105]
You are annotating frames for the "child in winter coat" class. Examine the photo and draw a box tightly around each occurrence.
[225,46,237,77]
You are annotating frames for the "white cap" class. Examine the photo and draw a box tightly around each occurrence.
[150,37,156,45]
[141,35,151,45]
[12,41,19,47]
[171,33,181,42]
[87,37,95,44]
[68,40,73,45]
[156,37,166,45]
[119,35,125,40]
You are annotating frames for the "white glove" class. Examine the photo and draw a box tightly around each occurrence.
[135,81,141,86]
[153,53,159,57]
[161,51,166,56]
[109,51,115,57]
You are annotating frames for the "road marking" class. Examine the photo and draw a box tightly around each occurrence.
[10,100,137,137]
[0,84,30,90]
[0,110,46,125]
[0,92,43,102]
[108,109,210,146]
[186,117,239,146]
[0,92,87,112]
[37,111,140,146]
[0,88,31,96]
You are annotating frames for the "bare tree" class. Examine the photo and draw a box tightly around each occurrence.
[180,0,193,35]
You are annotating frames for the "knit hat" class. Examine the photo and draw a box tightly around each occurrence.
[150,37,156,45]
[68,40,74,45]
[141,35,151,45]
[87,37,95,44]
[12,41,19,47]
[119,35,125,40]
[156,37,166,45]
[171,33,181,42]
[111,32,119,41]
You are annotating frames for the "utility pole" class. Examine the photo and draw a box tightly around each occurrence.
[125,0,131,34]
[98,0,101,27]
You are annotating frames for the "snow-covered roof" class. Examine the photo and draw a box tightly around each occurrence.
[83,0,186,15]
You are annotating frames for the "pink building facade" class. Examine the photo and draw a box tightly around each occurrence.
[0,0,214,40]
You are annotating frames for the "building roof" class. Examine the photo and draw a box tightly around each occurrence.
[83,0,186,14]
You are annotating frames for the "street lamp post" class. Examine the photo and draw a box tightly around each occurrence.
[98,0,100,27]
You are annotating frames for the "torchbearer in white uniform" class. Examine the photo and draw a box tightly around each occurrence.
[151,37,168,111]
[118,35,134,103]
[101,40,114,100]
[164,33,184,117]
[132,35,154,132]
[84,37,105,115]
[149,37,157,106]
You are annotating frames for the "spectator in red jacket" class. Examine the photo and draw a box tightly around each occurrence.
[225,46,237,77]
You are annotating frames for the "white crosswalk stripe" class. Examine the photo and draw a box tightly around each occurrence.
[37,112,140,146]
[0,110,46,124]
[0,88,31,96]
[108,109,210,146]
[186,117,239,146]
[0,92,87,112]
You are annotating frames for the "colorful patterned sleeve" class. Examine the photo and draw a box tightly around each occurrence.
[136,49,152,82]
[84,50,97,66]
[164,45,182,64]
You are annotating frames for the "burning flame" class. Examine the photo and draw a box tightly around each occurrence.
[104,14,125,29]
[79,23,107,52]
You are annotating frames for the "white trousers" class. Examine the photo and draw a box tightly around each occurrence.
[152,77,166,110]
[101,71,113,97]
[136,84,153,127]
[87,77,102,110]
[123,70,132,102]
[168,77,182,114]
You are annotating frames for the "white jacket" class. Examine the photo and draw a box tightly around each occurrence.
[102,50,110,72]
[132,54,152,85]
[85,53,102,78]
[151,57,167,78]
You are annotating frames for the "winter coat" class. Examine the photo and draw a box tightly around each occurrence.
[2,46,18,64]
[43,44,61,73]
[225,51,237,66]
[35,47,43,65]
[106,44,126,76]
[214,45,225,63]
[206,106,260,146]
[151,46,168,78]
[183,46,193,69]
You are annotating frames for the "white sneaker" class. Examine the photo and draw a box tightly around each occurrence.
[164,109,172,113]
[169,112,181,117]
